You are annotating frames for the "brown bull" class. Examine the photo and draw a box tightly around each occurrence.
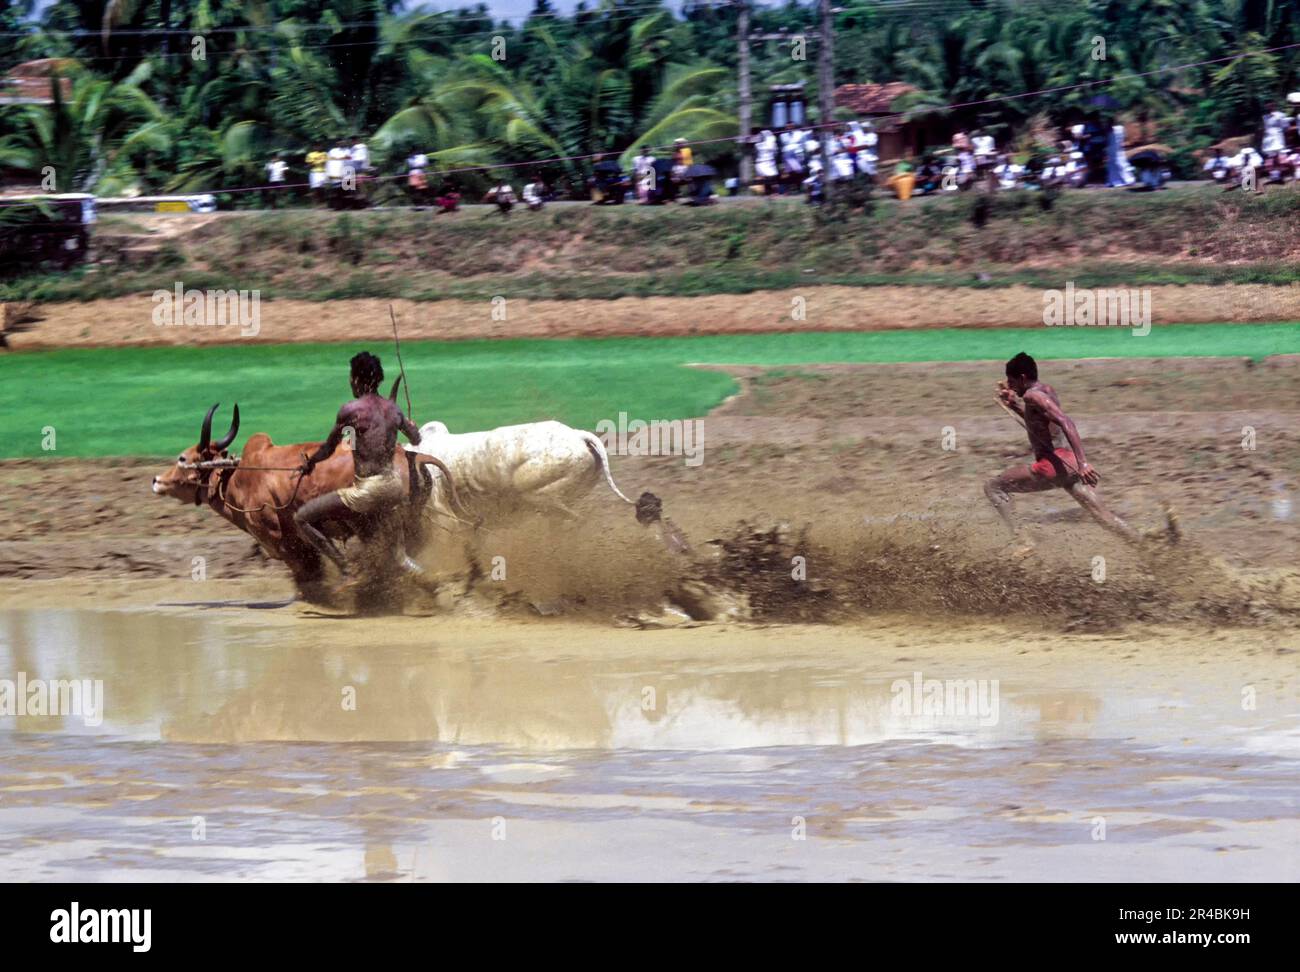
[152,400,450,603]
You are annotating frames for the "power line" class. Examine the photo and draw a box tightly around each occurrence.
[0,1,692,39]
[10,1,1001,65]
[16,9,690,63]
[0,0,1006,41]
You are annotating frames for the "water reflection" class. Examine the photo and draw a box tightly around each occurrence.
[0,609,1080,749]
[1,609,1296,882]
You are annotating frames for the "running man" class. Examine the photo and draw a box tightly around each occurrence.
[294,352,421,581]
[984,352,1142,550]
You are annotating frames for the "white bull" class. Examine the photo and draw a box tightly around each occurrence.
[406,419,636,529]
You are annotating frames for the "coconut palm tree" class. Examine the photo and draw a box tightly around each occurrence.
[0,61,170,193]
[619,63,736,167]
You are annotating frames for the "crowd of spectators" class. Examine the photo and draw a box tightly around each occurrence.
[703,114,1163,202]
[1201,98,1300,188]
[263,96,1300,211]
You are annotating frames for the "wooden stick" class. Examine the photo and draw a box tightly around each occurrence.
[389,304,414,417]
[996,397,1027,430]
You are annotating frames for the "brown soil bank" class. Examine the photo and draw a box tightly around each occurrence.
[8,185,1300,309]
[115,187,1300,280]
[6,284,1298,350]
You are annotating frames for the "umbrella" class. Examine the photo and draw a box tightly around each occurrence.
[1088,93,1122,111]
[651,158,674,177]
[593,160,623,174]
[684,163,717,179]
[1127,150,1165,167]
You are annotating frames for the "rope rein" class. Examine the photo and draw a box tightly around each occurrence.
[214,465,309,515]
[218,467,309,511]
[181,459,303,471]
[188,455,469,520]
[183,456,309,515]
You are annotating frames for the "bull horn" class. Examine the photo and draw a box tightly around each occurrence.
[389,375,403,402]
[213,403,240,451]
[198,402,219,453]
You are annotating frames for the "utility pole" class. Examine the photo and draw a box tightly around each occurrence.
[817,0,836,201]
[737,0,752,188]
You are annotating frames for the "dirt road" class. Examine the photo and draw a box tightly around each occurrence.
[5,284,1299,350]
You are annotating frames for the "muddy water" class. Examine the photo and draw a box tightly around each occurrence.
[1,605,1296,881]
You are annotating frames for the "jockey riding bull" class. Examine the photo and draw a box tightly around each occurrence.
[295,351,425,587]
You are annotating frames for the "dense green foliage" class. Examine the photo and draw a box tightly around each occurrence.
[3,322,1297,458]
[2,1,1299,198]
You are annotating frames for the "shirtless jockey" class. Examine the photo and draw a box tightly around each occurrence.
[294,351,422,584]
[984,352,1145,551]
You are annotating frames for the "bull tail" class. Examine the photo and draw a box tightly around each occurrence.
[581,431,636,504]
[410,452,479,528]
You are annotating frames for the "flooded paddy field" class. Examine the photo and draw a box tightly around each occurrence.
[1,590,1295,882]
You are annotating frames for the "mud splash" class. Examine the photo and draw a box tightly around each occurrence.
[386,514,1300,630]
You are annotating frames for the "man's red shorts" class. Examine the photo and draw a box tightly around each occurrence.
[1029,448,1083,485]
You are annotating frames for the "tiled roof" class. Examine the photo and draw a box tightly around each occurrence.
[833,82,918,116]
[0,60,76,104]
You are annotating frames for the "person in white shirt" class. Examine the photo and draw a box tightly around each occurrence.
[1262,103,1289,155]
[350,137,370,174]
[797,130,819,185]
[522,176,544,211]
[956,149,976,187]
[632,146,656,203]
[802,143,824,182]
[1203,148,1229,182]
[1221,147,1263,189]
[266,155,288,183]
[754,129,779,192]
[780,125,804,178]
[801,144,825,203]
[491,181,516,215]
[406,151,429,203]
[850,121,878,177]
[264,154,288,208]
[326,141,350,184]
[1106,124,1135,187]
[972,132,997,182]
[831,137,855,181]
[992,155,1023,190]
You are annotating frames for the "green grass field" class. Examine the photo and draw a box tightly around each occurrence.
[2,322,1297,459]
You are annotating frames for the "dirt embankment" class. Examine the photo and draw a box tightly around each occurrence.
[5,284,1299,350]
[109,189,1300,281]
[10,186,1300,309]
[4,357,1297,629]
